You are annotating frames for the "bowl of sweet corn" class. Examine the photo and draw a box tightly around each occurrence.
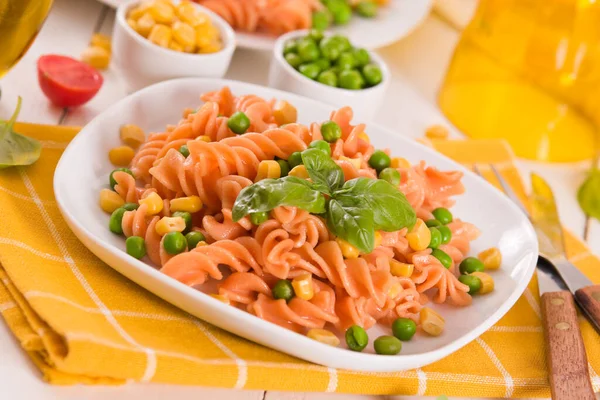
[113,0,235,91]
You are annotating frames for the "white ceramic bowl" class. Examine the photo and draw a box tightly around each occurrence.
[54,78,538,372]
[112,0,236,92]
[268,30,390,119]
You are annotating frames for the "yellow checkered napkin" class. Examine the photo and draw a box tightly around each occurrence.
[1,124,599,397]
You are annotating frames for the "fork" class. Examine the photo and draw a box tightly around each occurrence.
[473,164,596,400]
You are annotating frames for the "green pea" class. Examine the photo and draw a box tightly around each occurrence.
[227,111,251,135]
[356,0,378,18]
[425,219,441,228]
[432,248,453,269]
[336,52,357,71]
[308,29,324,43]
[362,64,383,86]
[285,53,302,69]
[109,168,134,190]
[459,257,485,275]
[126,236,146,259]
[317,70,338,87]
[319,37,342,61]
[312,10,332,30]
[272,279,294,301]
[122,203,139,211]
[314,58,331,71]
[459,274,482,294]
[330,34,351,52]
[374,335,402,355]
[438,225,452,244]
[338,70,365,90]
[277,159,290,177]
[163,232,187,255]
[109,208,127,234]
[178,144,190,158]
[172,211,192,233]
[428,227,442,249]
[299,63,322,80]
[283,39,297,55]
[345,325,368,352]
[297,39,320,62]
[288,151,303,168]
[368,150,391,172]
[353,48,370,67]
[379,168,400,185]
[321,121,342,143]
[432,207,453,225]
[185,231,205,249]
[392,318,417,341]
[309,139,331,156]
[250,211,269,225]
[330,2,352,25]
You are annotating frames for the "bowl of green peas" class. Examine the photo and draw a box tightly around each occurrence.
[268,29,390,119]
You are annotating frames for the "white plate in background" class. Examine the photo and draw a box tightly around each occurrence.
[54,78,538,372]
[96,0,433,50]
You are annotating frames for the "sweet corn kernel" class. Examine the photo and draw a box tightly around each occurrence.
[288,165,309,179]
[148,24,172,47]
[420,307,445,336]
[306,328,340,347]
[339,155,361,169]
[336,237,360,259]
[470,272,494,294]
[155,216,186,235]
[358,132,370,143]
[210,294,230,304]
[197,39,222,54]
[178,2,210,26]
[478,247,502,270]
[108,146,135,166]
[170,195,203,213]
[255,160,281,182]
[389,260,414,278]
[139,192,164,215]
[406,219,431,251]
[197,135,211,142]
[169,41,184,52]
[390,157,411,169]
[127,18,138,30]
[135,13,156,37]
[81,46,110,70]
[149,1,174,23]
[374,231,383,248]
[273,100,298,126]
[425,124,449,140]
[172,21,196,48]
[387,282,402,299]
[196,241,208,247]
[90,33,112,53]
[120,124,145,148]
[292,273,314,301]
[128,3,152,20]
[99,189,125,213]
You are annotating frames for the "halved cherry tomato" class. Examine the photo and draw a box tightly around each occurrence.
[37,55,103,107]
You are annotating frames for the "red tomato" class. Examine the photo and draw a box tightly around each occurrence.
[37,55,103,107]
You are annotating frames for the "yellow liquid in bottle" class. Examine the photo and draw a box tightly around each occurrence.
[0,0,53,77]
[439,0,600,162]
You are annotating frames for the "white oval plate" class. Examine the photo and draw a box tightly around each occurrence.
[97,0,433,50]
[54,78,538,372]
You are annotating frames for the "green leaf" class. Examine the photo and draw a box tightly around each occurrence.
[335,177,416,232]
[327,197,375,253]
[232,176,326,221]
[0,97,42,169]
[578,168,600,221]
[301,148,344,194]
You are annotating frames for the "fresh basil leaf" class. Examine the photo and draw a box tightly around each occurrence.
[327,197,374,253]
[301,148,344,194]
[578,168,600,221]
[232,176,325,221]
[0,97,42,169]
[336,177,416,232]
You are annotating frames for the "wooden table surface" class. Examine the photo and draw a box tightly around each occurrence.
[1,0,598,399]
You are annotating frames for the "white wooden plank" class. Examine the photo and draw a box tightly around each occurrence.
[0,0,104,124]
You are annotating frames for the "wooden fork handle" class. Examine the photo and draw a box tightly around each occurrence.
[540,291,595,400]
[575,285,600,333]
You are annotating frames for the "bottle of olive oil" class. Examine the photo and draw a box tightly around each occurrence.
[439,0,600,162]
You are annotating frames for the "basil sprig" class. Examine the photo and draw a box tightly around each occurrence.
[232,148,416,253]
